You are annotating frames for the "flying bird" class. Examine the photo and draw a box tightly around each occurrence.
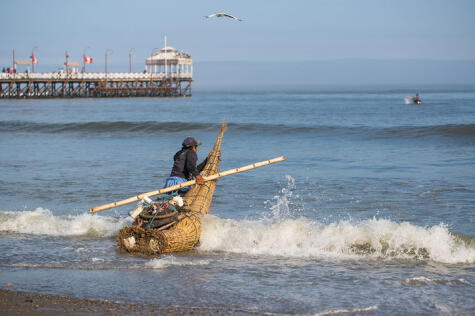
[204,13,243,21]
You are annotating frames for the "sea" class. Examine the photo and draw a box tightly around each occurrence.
[1,86,474,315]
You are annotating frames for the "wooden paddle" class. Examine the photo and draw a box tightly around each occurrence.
[89,156,286,213]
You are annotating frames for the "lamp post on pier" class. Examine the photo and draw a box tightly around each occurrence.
[12,49,15,73]
[105,49,113,76]
[129,48,135,73]
[31,46,38,73]
[65,51,70,74]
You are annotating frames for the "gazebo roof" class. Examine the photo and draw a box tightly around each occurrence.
[146,46,191,65]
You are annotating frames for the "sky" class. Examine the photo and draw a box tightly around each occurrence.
[1,0,474,85]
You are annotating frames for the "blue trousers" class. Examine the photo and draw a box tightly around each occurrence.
[164,176,190,194]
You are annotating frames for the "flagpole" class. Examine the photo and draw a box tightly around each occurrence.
[129,48,135,73]
[164,36,167,79]
[83,46,90,73]
[105,49,113,78]
[31,46,38,73]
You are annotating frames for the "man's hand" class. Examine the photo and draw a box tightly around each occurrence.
[196,175,204,185]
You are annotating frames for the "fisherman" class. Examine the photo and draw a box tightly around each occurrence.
[164,137,208,195]
[412,92,422,104]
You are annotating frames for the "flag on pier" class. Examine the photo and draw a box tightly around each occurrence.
[84,56,93,63]
[30,55,38,64]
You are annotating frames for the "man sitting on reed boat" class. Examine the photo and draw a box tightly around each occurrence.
[164,137,207,195]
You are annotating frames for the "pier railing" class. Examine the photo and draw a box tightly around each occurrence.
[0,72,192,81]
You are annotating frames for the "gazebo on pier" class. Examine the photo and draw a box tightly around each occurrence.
[145,46,192,79]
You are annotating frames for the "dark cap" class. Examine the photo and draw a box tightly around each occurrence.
[182,137,202,148]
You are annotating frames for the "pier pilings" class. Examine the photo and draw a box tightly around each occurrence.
[0,72,192,98]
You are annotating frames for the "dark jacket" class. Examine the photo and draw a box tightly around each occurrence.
[170,148,207,180]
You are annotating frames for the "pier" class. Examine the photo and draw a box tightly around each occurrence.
[0,45,193,98]
[0,72,192,98]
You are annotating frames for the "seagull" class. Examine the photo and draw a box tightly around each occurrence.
[204,13,243,21]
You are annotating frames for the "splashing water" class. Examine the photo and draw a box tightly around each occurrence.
[200,176,475,264]
[264,175,301,219]
[0,208,130,237]
[199,215,475,264]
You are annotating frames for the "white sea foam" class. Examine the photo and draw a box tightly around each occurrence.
[314,305,378,315]
[199,215,475,264]
[145,255,210,269]
[405,276,434,284]
[90,257,105,262]
[404,276,471,286]
[74,247,90,253]
[0,207,130,237]
[434,303,453,314]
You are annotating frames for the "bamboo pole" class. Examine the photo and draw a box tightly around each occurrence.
[89,156,286,213]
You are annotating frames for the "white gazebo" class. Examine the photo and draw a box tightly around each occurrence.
[145,46,192,78]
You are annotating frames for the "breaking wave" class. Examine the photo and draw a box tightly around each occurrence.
[0,208,130,237]
[368,124,475,139]
[199,215,475,264]
[198,175,475,264]
[1,120,474,139]
[0,121,210,135]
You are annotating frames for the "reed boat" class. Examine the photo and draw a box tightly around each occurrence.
[116,123,226,255]
[88,123,283,254]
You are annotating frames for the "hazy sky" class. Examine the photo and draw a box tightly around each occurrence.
[1,0,473,66]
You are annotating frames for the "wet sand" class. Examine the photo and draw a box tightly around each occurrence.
[0,289,220,316]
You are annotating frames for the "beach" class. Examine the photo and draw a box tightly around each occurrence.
[1,288,147,316]
[0,288,230,316]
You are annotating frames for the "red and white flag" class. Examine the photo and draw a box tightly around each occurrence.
[84,56,93,64]
[30,55,38,64]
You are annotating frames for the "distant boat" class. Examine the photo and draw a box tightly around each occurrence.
[405,93,423,104]
[204,13,243,21]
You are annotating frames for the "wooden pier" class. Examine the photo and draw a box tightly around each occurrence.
[1,44,193,98]
[0,72,192,98]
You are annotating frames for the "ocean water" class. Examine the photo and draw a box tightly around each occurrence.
[0,86,474,315]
